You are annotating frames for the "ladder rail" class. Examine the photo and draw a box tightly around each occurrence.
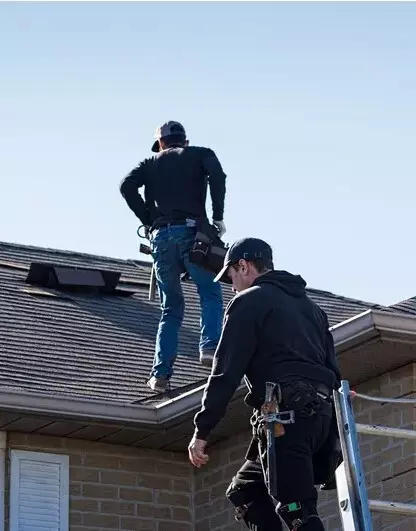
[334,381,373,531]
[334,380,416,530]
[356,423,416,440]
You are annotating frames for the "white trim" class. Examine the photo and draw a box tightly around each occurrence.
[10,450,69,531]
[331,309,416,351]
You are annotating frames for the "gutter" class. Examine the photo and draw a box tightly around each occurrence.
[330,308,416,351]
[0,382,246,427]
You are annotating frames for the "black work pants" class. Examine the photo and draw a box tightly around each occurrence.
[230,397,333,529]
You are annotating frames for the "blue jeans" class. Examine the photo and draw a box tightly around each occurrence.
[149,224,223,379]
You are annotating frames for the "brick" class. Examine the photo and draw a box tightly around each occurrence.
[156,491,190,507]
[82,513,119,528]
[392,455,416,476]
[69,454,84,466]
[19,433,63,449]
[119,487,153,503]
[120,517,157,531]
[403,439,416,455]
[154,506,172,519]
[71,499,99,512]
[119,456,157,474]
[402,406,416,425]
[195,503,212,521]
[84,454,121,469]
[138,474,173,490]
[136,504,157,518]
[389,364,414,383]
[154,460,190,477]
[173,478,191,492]
[71,467,100,482]
[209,481,229,501]
[158,522,191,531]
[195,520,210,531]
[194,489,210,506]
[371,436,394,454]
[202,469,223,488]
[367,484,383,499]
[70,482,82,496]
[172,507,192,522]
[383,471,416,502]
[210,509,230,528]
[229,447,246,463]
[69,512,83,525]
[82,484,118,500]
[100,470,138,486]
[100,501,136,516]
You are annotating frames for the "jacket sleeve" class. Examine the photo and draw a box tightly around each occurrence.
[119,161,151,226]
[323,312,342,388]
[193,293,260,441]
[201,148,226,221]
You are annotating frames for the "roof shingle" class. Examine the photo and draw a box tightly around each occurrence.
[0,241,388,404]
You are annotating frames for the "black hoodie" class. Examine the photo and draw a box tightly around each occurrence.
[193,270,341,441]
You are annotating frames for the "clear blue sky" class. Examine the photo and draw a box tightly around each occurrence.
[1,2,415,306]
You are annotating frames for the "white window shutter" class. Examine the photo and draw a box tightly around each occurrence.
[9,450,69,531]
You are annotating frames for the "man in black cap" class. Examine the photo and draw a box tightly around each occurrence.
[188,237,341,531]
[120,121,227,392]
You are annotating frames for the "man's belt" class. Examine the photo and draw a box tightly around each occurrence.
[151,219,188,232]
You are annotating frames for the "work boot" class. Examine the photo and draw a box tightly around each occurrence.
[199,349,216,368]
[147,376,170,392]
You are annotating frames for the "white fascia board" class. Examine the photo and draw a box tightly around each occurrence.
[0,388,158,425]
[331,309,416,352]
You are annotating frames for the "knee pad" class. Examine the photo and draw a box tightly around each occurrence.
[276,500,324,531]
[226,479,283,530]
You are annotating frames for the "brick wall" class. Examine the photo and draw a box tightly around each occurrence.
[319,362,415,531]
[6,432,194,531]
[194,363,415,531]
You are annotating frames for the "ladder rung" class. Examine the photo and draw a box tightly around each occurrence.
[356,423,416,440]
[369,499,416,516]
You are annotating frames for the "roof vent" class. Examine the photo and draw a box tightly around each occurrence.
[25,262,123,294]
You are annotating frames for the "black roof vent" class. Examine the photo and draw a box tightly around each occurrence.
[26,262,123,295]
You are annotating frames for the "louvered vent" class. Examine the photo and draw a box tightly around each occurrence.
[10,450,69,531]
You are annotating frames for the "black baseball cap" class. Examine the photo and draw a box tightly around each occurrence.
[151,121,187,152]
[214,237,273,283]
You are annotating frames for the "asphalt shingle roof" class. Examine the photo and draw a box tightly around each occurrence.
[388,297,416,316]
[0,241,389,405]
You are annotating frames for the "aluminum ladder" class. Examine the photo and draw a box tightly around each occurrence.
[333,380,416,530]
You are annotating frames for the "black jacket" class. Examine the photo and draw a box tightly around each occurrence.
[119,145,226,227]
[193,270,341,440]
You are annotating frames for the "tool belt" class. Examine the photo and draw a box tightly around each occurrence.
[245,380,333,498]
[188,218,227,275]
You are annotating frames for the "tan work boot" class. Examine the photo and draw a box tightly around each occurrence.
[147,376,170,392]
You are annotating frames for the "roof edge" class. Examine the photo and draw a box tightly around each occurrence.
[0,388,159,426]
[1,310,415,427]
[331,308,416,351]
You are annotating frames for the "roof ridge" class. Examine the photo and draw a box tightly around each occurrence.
[0,240,151,270]
[306,287,383,308]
